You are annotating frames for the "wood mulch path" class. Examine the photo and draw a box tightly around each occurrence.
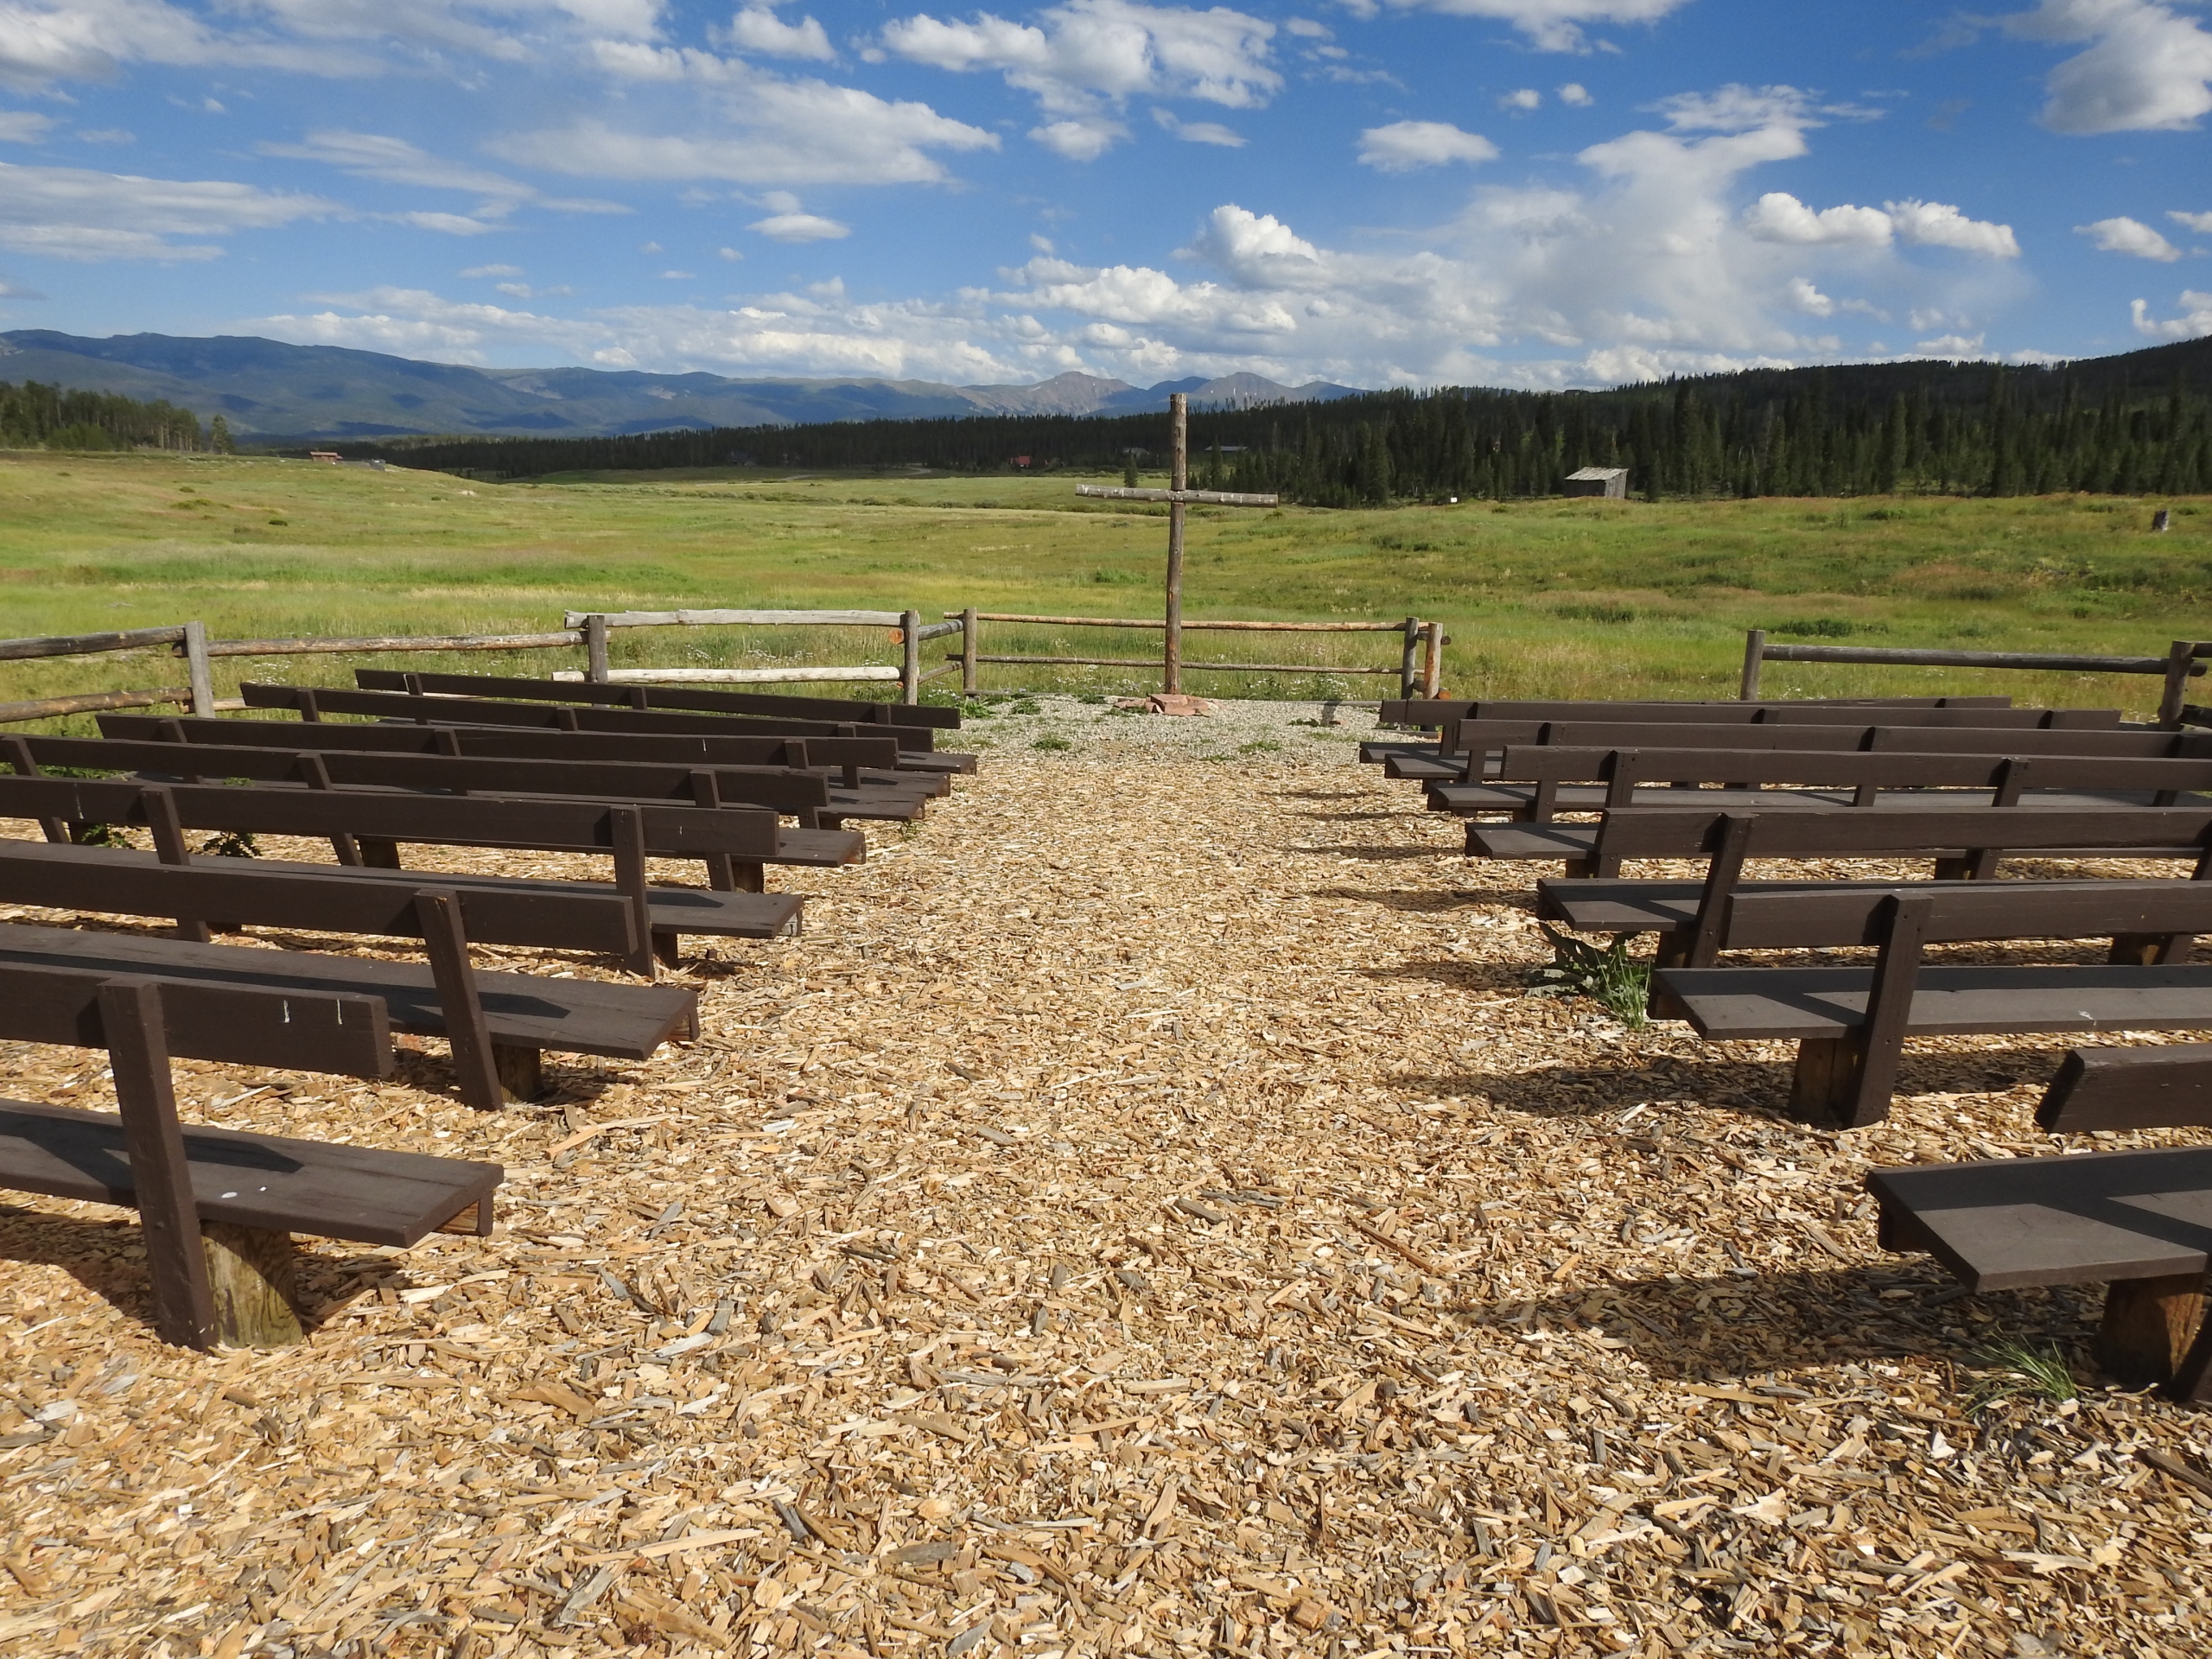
[1,715,2209,1657]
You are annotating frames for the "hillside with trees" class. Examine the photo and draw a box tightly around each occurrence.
[0,379,208,453]
[335,334,2212,505]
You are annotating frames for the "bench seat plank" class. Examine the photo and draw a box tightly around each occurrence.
[1471,820,2205,863]
[1661,963,2212,1041]
[0,924,695,1059]
[1536,878,1894,933]
[0,1096,501,1249]
[1866,1148,2212,1291]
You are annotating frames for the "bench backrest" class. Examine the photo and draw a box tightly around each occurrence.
[1594,804,2212,863]
[240,683,937,752]
[1388,696,2010,722]
[98,714,904,772]
[1719,880,2212,950]
[2037,1045,2212,1132]
[357,668,962,730]
[1481,721,2202,760]
[0,841,639,956]
[20,734,832,815]
[0,958,391,1075]
[0,775,780,857]
[1499,745,2212,794]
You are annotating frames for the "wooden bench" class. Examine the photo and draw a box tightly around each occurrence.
[1474,802,2212,880]
[1440,746,2212,821]
[1653,882,2212,1128]
[27,729,932,827]
[0,772,830,970]
[100,712,916,791]
[240,683,977,774]
[0,963,500,1349]
[1867,1044,2212,1400]
[359,667,963,729]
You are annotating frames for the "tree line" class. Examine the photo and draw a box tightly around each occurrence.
[303,334,2212,504]
[0,378,212,453]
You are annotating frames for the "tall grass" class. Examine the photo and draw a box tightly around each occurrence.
[1,449,2205,723]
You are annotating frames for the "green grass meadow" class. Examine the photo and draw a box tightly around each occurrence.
[3,448,2209,723]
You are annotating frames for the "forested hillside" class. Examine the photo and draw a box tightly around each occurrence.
[342,335,2212,504]
[0,379,207,453]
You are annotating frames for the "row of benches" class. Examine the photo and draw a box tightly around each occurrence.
[0,671,972,1347]
[1368,695,2212,1399]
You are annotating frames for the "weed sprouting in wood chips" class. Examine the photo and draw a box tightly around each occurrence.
[1,702,2209,1656]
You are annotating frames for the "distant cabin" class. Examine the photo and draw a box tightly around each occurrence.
[1563,466,1629,499]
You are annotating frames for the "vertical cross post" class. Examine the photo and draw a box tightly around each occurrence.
[960,607,979,696]
[899,609,922,705]
[585,613,611,684]
[1400,617,1421,701]
[1165,393,1188,695]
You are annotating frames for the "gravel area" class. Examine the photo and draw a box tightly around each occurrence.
[0,714,2209,1658]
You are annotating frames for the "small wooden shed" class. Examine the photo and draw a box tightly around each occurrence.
[1563,466,1629,499]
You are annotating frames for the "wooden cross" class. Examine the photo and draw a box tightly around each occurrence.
[1074,391,1278,693]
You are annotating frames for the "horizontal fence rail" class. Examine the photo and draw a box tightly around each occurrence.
[555,665,902,684]
[945,609,1442,698]
[564,608,907,629]
[206,630,582,658]
[1072,486,1281,507]
[1742,628,2212,725]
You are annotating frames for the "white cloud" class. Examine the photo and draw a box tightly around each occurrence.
[461,263,524,276]
[2005,0,2212,134]
[500,54,998,185]
[2077,213,2182,259]
[1357,120,1498,171]
[1558,81,1592,105]
[725,6,836,60]
[259,130,535,204]
[395,209,501,234]
[1742,192,1891,246]
[750,209,850,240]
[1500,88,1540,110]
[75,127,133,143]
[1786,276,1834,315]
[495,281,532,296]
[1284,16,1331,35]
[1154,108,1244,145]
[719,245,743,259]
[0,158,334,259]
[2132,289,2212,338]
[2168,208,2212,232]
[0,111,54,143]
[1885,198,2020,257]
[881,0,1279,157]
[1913,332,1988,356]
[1370,0,1694,54]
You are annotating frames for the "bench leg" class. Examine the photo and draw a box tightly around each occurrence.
[201,1222,306,1348]
[653,930,683,969]
[2097,1273,2207,1391]
[1788,1033,1904,1129]
[703,853,736,890]
[415,890,504,1113]
[357,837,404,869]
[729,861,766,893]
[103,982,217,1350]
[493,1043,545,1103]
[2110,932,2195,966]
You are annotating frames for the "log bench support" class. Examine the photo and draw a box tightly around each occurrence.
[2098,1273,2209,1393]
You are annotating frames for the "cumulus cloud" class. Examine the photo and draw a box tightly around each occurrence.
[750,209,850,240]
[1786,276,1834,315]
[501,51,998,185]
[725,6,836,60]
[1558,81,1592,105]
[2077,213,2182,259]
[0,157,334,259]
[1500,88,1539,110]
[1154,107,1244,144]
[1356,120,1498,171]
[2168,208,2212,232]
[2132,289,2212,338]
[881,0,1279,156]
[1742,191,2018,256]
[1914,331,1988,356]
[2005,0,2212,134]
[1368,0,1694,54]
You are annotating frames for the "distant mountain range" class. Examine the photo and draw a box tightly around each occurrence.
[0,330,1363,442]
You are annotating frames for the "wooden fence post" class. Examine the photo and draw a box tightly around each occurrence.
[1400,617,1421,701]
[1421,620,1444,698]
[900,609,921,705]
[2158,639,2196,728]
[961,607,979,696]
[181,620,215,717]
[1739,628,1767,701]
[584,613,610,683]
[1164,393,1188,695]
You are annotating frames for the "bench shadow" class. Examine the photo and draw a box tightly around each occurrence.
[1313,886,1532,914]
[1484,1264,2101,1384]
[1357,962,1530,993]
[1325,845,1458,862]
[1416,1045,2074,1118]
[1292,810,1414,823]
[0,1202,391,1341]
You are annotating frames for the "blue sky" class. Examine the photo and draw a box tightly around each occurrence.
[0,0,2209,388]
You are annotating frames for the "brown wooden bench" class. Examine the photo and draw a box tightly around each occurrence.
[1440,746,2212,821]
[0,767,851,921]
[1652,882,2212,1128]
[1867,1044,2212,1400]
[29,728,931,827]
[240,683,977,774]
[1363,696,2023,763]
[1475,802,2212,881]
[100,712,916,791]
[359,667,963,729]
[0,963,500,1349]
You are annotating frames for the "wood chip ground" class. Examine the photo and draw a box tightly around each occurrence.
[2,700,2210,1658]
